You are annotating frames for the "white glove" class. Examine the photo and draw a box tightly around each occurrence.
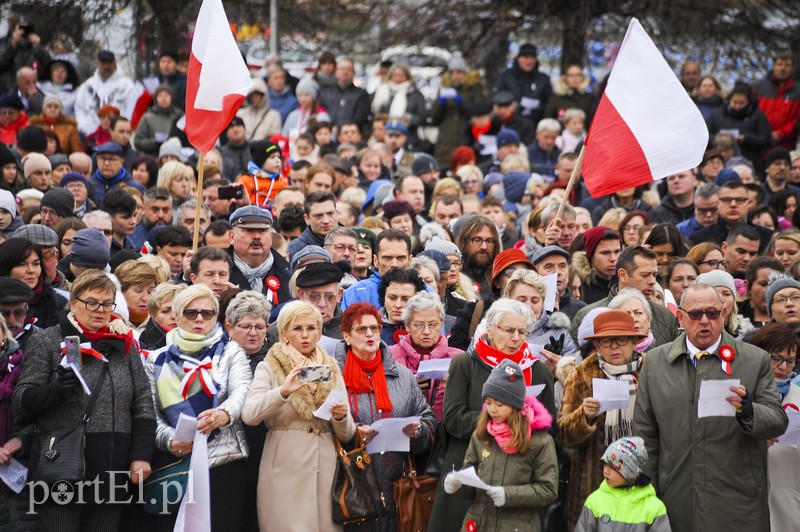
[443,473,462,494]
[486,486,506,507]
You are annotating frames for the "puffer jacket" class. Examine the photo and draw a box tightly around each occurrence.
[236,79,282,142]
[754,74,800,150]
[145,340,252,468]
[575,480,671,532]
[74,68,134,135]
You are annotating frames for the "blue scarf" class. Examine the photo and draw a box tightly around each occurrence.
[778,378,792,398]
[247,161,280,179]
[93,167,130,187]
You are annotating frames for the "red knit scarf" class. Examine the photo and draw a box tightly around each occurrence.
[343,348,393,417]
[75,318,135,355]
[475,335,534,385]
[471,121,492,141]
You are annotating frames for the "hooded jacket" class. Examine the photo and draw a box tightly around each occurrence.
[649,194,696,225]
[576,480,671,532]
[133,98,184,156]
[236,79,282,142]
[74,68,134,135]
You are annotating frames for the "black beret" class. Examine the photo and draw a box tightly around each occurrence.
[296,262,344,289]
[0,278,34,304]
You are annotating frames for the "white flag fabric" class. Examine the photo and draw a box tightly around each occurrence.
[173,431,211,532]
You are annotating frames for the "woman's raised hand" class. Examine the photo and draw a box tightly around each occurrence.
[279,366,307,399]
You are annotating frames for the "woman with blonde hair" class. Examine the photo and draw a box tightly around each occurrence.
[371,64,427,139]
[597,207,628,231]
[500,152,531,174]
[431,177,462,202]
[456,164,483,196]
[767,228,800,271]
[137,254,171,285]
[140,283,185,350]
[114,260,157,331]
[157,160,193,210]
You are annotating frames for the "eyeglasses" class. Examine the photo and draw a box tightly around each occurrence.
[331,244,357,254]
[470,237,497,247]
[696,206,718,215]
[182,309,217,320]
[352,325,381,335]
[496,325,527,337]
[41,248,59,261]
[409,321,442,332]
[681,308,722,321]
[449,260,462,268]
[97,156,121,164]
[235,323,267,333]
[597,337,632,347]
[76,298,116,312]
[65,182,86,190]
[719,197,749,204]
[773,294,800,306]
[699,259,729,269]
[0,306,28,319]
[620,224,642,233]
[770,354,797,367]
[306,293,338,304]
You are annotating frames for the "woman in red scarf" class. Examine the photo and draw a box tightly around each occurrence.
[428,298,556,532]
[335,302,436,532]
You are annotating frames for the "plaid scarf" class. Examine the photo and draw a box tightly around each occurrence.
[597,352,642,445]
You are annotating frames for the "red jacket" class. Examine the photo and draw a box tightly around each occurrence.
[0,112,29,146]
[754,75,800,149]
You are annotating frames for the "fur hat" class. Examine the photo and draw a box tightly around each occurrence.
[482,359,526,410]
[601,437,648,485]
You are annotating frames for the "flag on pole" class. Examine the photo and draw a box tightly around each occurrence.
[582,18,708,197]
[185,0,252,155]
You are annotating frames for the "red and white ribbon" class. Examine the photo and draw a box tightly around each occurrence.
[180,357,218,398]
[60,341,108,362]
[719,345,735,376]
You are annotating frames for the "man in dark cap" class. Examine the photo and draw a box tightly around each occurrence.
[0,277,37,347]
[266,262,345,355]
[89,141,144,205]
[74,50,134,136]
[491,90,534,144]
[479,128,521,176]
[157,49,186,110]
[762,147,800,203]
[13,224,68,291]
[531,245,586,319]
[494,43,552,125]
[39,187,74,229]
[220,117,250,182]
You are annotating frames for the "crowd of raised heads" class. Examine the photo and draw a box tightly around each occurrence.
[0,18,799,532]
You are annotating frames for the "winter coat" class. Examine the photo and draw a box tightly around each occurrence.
[27,283,67,330]
[341,270,383,311]
[74,68,134,135]
[649,194,695,225]
[559,291,586,321]
[228,248,292,309]
[267,86,299,124]
[0,112,28,146]
[431,71,486,168]
[0,490,38,532]
[543,75,594,121]
[0,215,24,240]
[133,103,184,156]
[689,218,774,254]
[29,113,83,154]
[706,100,772,172]
[219,140,251,183]
[572,250,613,305]
[427,348,556,532]
[318,82,371,129]
[454,398,559,532]
[575,480,671,532]
[528,311,579,358]
[236,79,282,142]
[13,313,156,495]
[499,113,536,145]
[241,342,356,532]
[0,38,50,94]
[287,226,326,261]
[494,63,553,125]
[371,81,428,138]
[754,74,800,150]
[333,341,435,532]
[145,339,252,468]
[138,319,167,351]
[570,286,679,350]
[390,333,463,421]
[768,443,800,532]
[88,167,144,206]
[527,139,561,180]
[632,331,787,532]
[694,95,724,121]
[558,353,643,531]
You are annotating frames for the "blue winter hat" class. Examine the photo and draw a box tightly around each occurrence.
[484,171,503,194]
[418,249,451,272]
[503,171,530,204]
[363,179,392,210]
[496,129,521,148]
[714,168,740,186]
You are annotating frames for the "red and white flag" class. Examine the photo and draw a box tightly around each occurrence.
[185,0,252,155]
[582,18,708,197]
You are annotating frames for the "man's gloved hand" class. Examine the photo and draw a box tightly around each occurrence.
[544,333,565,356]
[443,474,462,494]
[737,388,754,421]
[486,486,506,507]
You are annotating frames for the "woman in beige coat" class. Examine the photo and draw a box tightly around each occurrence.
[242,300,356,531]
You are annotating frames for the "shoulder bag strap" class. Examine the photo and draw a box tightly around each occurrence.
[81,366,108,425]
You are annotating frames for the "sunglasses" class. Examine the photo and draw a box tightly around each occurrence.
[182,309,217,321]
[681,308,722,321]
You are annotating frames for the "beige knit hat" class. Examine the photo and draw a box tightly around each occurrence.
[22,153,51,179]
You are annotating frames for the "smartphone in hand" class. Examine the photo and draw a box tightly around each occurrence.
[298,365,332,383]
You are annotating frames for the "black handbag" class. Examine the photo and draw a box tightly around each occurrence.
[424,421,448,477]
[30,367,108,485]
[331,432,387,525]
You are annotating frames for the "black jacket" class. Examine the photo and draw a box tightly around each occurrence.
[138,319,167,351]
[494,63,553,125]
[227,247,292,307]
[318,82,370,129]
[287,227,325,261]
[650,195,695,225]
[690,218,773,254]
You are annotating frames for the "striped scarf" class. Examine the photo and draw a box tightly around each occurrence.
[597,352,641,445]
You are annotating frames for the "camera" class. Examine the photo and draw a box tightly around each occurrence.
[19,24,33,38]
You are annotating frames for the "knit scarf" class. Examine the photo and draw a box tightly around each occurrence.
[68,311,136,354]
[167,325,224,355]
[372,80,411,118]
[471,121,492,142]
[233,251,274,292]
[597,353,642,445]
[777,377,792,398]
[343,348,393,418]
[635,331,655,353]
[475,335,537,385]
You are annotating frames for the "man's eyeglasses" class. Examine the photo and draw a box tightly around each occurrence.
[306,293,338,304]
[0,306,28,320]
[76,298,116,312]
[470,237,497,247]
[182,309,217,321]
[718,197,748,204]
[42,248,59,261]
[770,354,797,367]
[681,308,722,321]
[699,259,728,269]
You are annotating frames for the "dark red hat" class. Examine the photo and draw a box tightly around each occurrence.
[491,249,532,288]
[584,226,619,263]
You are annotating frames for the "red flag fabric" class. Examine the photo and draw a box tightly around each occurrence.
[582,18,708,198]
[185,0,252,155]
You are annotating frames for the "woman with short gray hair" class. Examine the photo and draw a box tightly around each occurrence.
[428,297,556,531]
[390,292,461,421]
[609,288,656,352]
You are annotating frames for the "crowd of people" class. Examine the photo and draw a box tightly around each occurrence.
[0,12,799,532]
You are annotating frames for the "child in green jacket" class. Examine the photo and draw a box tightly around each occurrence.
[575,436,671,531]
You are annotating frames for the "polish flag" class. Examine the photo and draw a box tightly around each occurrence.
[582,18,708,197]
[185,0,252,155]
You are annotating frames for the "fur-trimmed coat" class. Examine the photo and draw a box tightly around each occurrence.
[572,250,612,305]
[241,342,356,532]
[557,353,643,532]
[543,75,594,121]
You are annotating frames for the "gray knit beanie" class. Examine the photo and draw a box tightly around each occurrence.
[425,236,461,259]
[766,274,800,318]
[482,359,526,411]
[696,271,736,299]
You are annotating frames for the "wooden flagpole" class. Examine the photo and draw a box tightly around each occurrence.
[553,144,586,222]
[192,152,206,251]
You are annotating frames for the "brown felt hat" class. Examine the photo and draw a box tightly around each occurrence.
[584,309,646,340]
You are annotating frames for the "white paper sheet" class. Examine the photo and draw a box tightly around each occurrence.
[416,358,452,380]
[366,416,421,454]
[439,88,457,99]
[592,379,630,414]
[526,384,546,397]
[520,96,541,112]
[782,383,800,409]
[173,414,198,443]
[528,343,547,363]
[698,379,740,418]
[451,466,493,491]
[313,389,347,421]
[543,273,558,313]
[478,134,497,156]
[0,458,27,494]
[777,409,800,448]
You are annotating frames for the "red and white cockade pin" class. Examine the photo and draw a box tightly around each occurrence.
[719,345,735,375]
[265,276,281,305]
